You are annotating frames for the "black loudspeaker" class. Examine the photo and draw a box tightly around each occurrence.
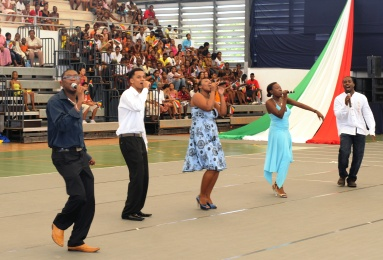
[367,56,381,78]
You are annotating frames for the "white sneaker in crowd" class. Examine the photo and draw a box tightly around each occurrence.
[90,120,96,123]
[83,120,88,124]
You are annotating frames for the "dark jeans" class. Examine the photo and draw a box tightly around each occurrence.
[52,150,95,247]
[119,136,149,217]
[338,133,366,182]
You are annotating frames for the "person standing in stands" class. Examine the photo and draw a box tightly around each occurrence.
[264,82,323,198]
[334,76,376,188]
[116,68,152,221]
[47,69,99,253]
[183,79,227,210]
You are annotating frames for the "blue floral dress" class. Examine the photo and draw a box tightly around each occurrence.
[183,107,227,172]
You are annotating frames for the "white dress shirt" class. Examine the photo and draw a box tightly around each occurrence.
[334,92,376,136]
[116,87,148,147]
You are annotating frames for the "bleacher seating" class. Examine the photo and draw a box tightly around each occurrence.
[0,2,266,141]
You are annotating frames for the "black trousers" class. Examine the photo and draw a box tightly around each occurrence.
[338,133,366,182]
[119,136,149,217]
[51,150,95,247]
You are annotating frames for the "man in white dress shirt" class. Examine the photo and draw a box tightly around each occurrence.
[116,68,152,221]
[334,76,376,188]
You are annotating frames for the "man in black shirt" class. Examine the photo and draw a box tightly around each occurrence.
[47,69,99,253]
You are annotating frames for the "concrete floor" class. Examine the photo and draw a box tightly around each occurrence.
[0,136,382,259]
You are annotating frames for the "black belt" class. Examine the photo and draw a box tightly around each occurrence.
[52,147,83,152]
[119,133,142,138]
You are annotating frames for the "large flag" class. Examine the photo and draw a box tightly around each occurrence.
[220,0,354,144]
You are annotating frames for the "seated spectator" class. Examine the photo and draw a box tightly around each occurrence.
[178,85,190,118]
[222,62,233,80]
[16,0,26,22]
[110,45,122,64]
[163,83,181,119]
[181,33,194,52]
[41,2,55,31]
[157,52,167,67]
[165,51,176,69]
[70,0,81,10]
[115,58,131,75]
[189,83,199,98]
[154,25,165,39]
[0,29,12,66]
[29,3,42,24]
[164,25,172,39]
[20,37,28,56]
[167,66,185,91]
[246,73,262,104]
[81,0,90,11]
[49,6,60,31]
[1,0,17,22]
[10,71,37,111]
[142,60,155,76]
[145,30,156,50]
[125,0,138,21]
[116,3,127,22]
[212,51,224,74]
[26,29,44,67]
[79,67,88,86]
[81,82,99,123]
[5,32,23,67]
[143,5,159,26]
[12,33,26,66]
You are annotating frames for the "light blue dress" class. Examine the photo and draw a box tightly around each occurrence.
[264,105,293,187]
[183,107,227,172]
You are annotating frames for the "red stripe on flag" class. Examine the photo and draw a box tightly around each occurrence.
[307,0,354,144]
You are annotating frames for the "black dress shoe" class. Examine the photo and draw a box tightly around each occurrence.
[122,214,145,221]
[137,212,152,217]
[337,177,346,187]
[347,180,357,187]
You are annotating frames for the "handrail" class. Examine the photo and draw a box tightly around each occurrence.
[0,13,191,38]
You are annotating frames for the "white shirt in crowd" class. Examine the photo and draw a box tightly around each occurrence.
[110,52,122,64]
[334,92,376,136]
[135,32,145,43]
[116,87,148,147]
[115,64,131,75]
[190,89,198,98]
[153,89,165,104]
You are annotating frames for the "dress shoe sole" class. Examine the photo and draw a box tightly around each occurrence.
[122,215,145,221]
[68,248,100,253]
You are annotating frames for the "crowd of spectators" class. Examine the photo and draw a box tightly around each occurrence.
[1,1,263,119]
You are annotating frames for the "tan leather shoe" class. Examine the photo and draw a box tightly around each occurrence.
[51,224,64,247]
[68,244,100,253]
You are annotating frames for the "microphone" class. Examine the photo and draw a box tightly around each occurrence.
[71,83,77,89]
[347,93,352,107]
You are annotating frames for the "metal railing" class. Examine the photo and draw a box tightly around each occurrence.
[4,89,25,129]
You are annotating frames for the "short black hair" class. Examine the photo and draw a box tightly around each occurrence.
[128,68,144,80]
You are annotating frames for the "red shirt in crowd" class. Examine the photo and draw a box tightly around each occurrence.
[178,91,190,101]
[246,79,260,91]
[144,9,155,19]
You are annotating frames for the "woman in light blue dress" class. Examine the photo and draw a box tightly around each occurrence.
[264,82,324,198]
[183,79,227,210]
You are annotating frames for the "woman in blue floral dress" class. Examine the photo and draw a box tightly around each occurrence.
[183,79,227,210]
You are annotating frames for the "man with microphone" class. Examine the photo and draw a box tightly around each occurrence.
[334,76,376,188]
[46,70,100,253]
